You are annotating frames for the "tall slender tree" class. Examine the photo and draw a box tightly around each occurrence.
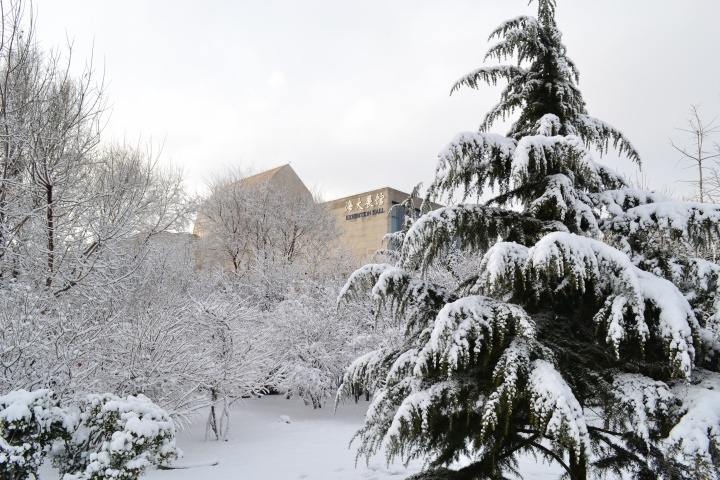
[339,1,720,478]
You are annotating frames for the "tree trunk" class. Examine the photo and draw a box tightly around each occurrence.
[205,388,219,441]
[45,183,54,287]
[568,451,587,480]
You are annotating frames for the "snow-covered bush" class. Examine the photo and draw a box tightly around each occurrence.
[0,389,68,479]
[53,393,180,480]
[272,280,375,409]
[338,1,720,478]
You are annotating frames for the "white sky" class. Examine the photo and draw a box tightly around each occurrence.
[33,0,720,201]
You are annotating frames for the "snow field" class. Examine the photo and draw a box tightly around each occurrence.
[35,395,565,480]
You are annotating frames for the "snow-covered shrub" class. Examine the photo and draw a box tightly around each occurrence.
[53,393,180,480]
[0,389,68,480]
[273,280,372,409]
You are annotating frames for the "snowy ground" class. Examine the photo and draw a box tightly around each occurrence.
[39,395,563,479]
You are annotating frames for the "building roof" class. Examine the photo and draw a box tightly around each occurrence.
[242,164,288,186]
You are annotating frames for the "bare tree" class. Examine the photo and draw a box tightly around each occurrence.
[48,140,193,295]
[195,166,342,280]
[670,104,720,203]
[0,1,193,293]
[0,0,106,287]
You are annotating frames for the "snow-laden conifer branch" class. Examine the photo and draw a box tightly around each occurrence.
[574,114,641,165]
[432,131,516,200]
[591,189,675,217]
[400,205,560,271]
[350,375,418,465]
[450,66,526,95]
[603,200,720,250]
[384,380,458,464]
[337,348,399,405]
[485,16,540,65]
[478,338,532,439]
[472,242,529,297]
[675,258,720,359]
[609,373,674,442]
[338,263,395,304]
[666,370,720,477]
[534,0,557,26]
[513,134,607,190]
[341,298,538,470]
[528,359,591,457]
[527,232,697,377]
[431,127,626,236]
[528,174,600,235]
[338,263,454,334]
[413,296,536,376]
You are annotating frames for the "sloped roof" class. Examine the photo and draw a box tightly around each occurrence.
[242,164,287,186]
[241,164,312,199]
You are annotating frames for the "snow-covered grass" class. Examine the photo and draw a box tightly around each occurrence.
[38,394,564,479]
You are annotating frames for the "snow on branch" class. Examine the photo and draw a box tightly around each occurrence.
[513,134,605,191]
[350,375,418,465]
[528,173,600,234]
[528,360,591,457]
[602,200,720,249]
[485,22,541,65]
[385,380,457,458]
[400,204,560,271]
[591,188,675,218]
[337,348,397,402]
[472,242,529,296]
[682,258,720,356]
[432,131,516,200]
[414,296,535,376]
[667,370,720,476]
[338,263,454,331]
[338,263,395,304]
[450,66,527,95]
[574,114,641,164]
[0,389,67,478]
[534,114,562,137]
[479,338,532,438]
[527,232,697,377]
[487,15,537,43]
[610,373,674,441]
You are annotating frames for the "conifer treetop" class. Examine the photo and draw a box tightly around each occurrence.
[451,0,639,164]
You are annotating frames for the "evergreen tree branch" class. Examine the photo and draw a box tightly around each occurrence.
[529,440,572,477]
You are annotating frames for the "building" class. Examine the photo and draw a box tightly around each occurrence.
[192,164,318,272]
[192,164,314,239]
[324,187,442,262]
[193,164,442,266]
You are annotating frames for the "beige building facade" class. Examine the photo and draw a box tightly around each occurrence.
[324,187,440,262]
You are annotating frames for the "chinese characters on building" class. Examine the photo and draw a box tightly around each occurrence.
[344,191,386,221]
[345,192,384,212]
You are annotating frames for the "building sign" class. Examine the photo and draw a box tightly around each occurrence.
[345,191,386,220]
[346,208,384,220]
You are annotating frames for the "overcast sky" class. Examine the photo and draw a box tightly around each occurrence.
[33,0,720,201]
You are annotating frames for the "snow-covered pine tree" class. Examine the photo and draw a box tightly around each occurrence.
[338,1,720,478]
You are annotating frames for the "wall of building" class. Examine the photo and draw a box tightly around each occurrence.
[324,187,439,263]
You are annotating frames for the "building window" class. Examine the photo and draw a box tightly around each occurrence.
[390,202,405,233]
